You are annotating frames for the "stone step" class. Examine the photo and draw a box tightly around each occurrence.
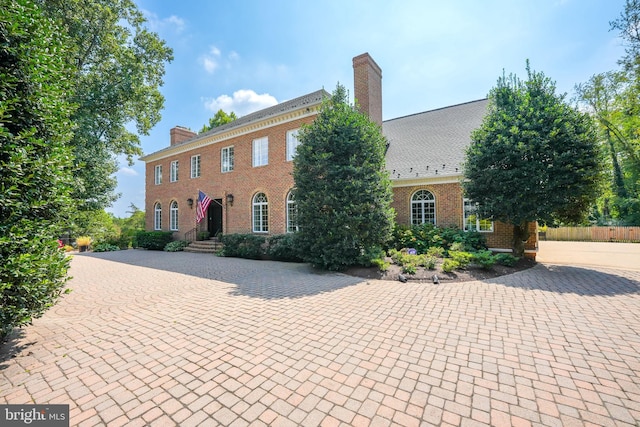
[184,239,223,254]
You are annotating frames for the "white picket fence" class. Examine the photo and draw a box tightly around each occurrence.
[542,226,640,243]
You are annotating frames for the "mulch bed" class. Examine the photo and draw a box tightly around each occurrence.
[345,257,536,283]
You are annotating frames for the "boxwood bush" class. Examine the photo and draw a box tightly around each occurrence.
[266,234,303,262]
[135,231,174,251]
[220,234,266,259]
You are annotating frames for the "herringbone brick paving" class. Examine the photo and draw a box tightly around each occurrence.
[1,249,639,426]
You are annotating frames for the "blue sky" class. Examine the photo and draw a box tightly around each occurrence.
[108,0,627,218]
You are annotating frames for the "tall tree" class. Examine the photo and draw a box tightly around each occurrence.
[37,0,174,210]
[463,64,604,257]
[0,0,74,338]
[200,109,238,133]
[293,85,394,271]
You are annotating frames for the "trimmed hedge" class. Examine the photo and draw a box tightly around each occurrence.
[135,231,174,250]
[220,234,266,259]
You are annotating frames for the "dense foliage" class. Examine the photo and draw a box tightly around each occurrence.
[574,1,640,225]
[36,0,174,211]
[0,0,74,338]
[390,223,487,254]
[464,63,603,256]
[200,109,238,133]
[292,85,395,271]
[135,231,173,251]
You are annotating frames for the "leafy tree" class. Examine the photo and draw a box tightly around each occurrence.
[200,109,238,133]
[293,84,394,271]
[463,64,604,257]
[36,0,174,210]
[0,0,74,338]
[575,72,640,224]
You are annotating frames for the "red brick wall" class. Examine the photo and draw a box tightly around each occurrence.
[391,183,538,255]
[145,117,314,238]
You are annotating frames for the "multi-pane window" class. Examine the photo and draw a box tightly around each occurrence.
[286,129,300,161]
[170,201,179,231]
[170,160,179,182]
[463,199,493,232]
[222,146,234,172]
[252,192,268,233]
[411,190,436,225]
[154,203,162,230]
[190,155,201,178]
[154,165,162,185]
[252,137,268,167]
[286,191,299,233]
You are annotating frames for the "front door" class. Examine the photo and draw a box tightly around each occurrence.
[207,199,223,237]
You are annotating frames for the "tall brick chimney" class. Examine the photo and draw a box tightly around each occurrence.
[170,126,197,146]
[353,53,382,126]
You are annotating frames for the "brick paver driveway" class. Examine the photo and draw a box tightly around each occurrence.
[1,249,640,426]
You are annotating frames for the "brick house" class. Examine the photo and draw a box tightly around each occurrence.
[141,53,537,258]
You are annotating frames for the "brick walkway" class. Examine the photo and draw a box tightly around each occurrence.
[1,250,640,426]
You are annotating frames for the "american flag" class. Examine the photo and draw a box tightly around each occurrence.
[196,190,212,223]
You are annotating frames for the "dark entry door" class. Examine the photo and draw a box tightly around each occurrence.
[207,199,223,237]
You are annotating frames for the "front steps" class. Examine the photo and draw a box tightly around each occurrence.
[184,238,223,254]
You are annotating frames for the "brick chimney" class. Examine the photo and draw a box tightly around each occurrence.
[170,126,197,146]
[353,53,382,126]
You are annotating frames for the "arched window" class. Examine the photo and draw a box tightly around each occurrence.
[286,191,298,233]
[170,201,179,231]
[252,193,268,233]
[154,202,162,230]
[411,190,435,225]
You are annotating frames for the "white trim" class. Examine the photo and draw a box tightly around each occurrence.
[221,146,234,173]
[190,155,201,179]
[140,106,321,162]
[391,174,462,187]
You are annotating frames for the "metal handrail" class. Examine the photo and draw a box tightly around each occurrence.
[184,227,197,242]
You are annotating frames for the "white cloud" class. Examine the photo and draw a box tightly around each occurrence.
[142,9,186,34]
[200,46,222,74]
[117,167,138,177]
[203,90,278,116]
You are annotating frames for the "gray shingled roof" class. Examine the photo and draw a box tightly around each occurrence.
[142,89,328,159]
[197,89,328,140]
[383,99,488,181]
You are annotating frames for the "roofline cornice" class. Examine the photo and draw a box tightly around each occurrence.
[141,103,322,163]
[391,174,462,187]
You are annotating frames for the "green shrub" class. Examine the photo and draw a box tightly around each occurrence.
[390,223,487,253]
[441,258,460,273]
[164,240,189,252]
[423,255,437,270]
[448,251,474,268]
[220,234,266,259]
[426,246,445,258]
[495,253,520,267]
[93,243,120,252]
[356,246,386,267]
[135,231,174,250]
[197,231,210,241]
[402,264,417,274]
[371,258,390,272]
[266,234,303,262]
[472,250,496,269]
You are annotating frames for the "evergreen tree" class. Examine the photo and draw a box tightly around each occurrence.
[293,85,394,271]
[0,0,75,338]
[463,64,604,256]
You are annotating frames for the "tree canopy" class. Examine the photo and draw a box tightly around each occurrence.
[200,109,238,133]
[37,0,174,211]
[573,0,640,225]
[463,64,604,256]
[292,85,394,271]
